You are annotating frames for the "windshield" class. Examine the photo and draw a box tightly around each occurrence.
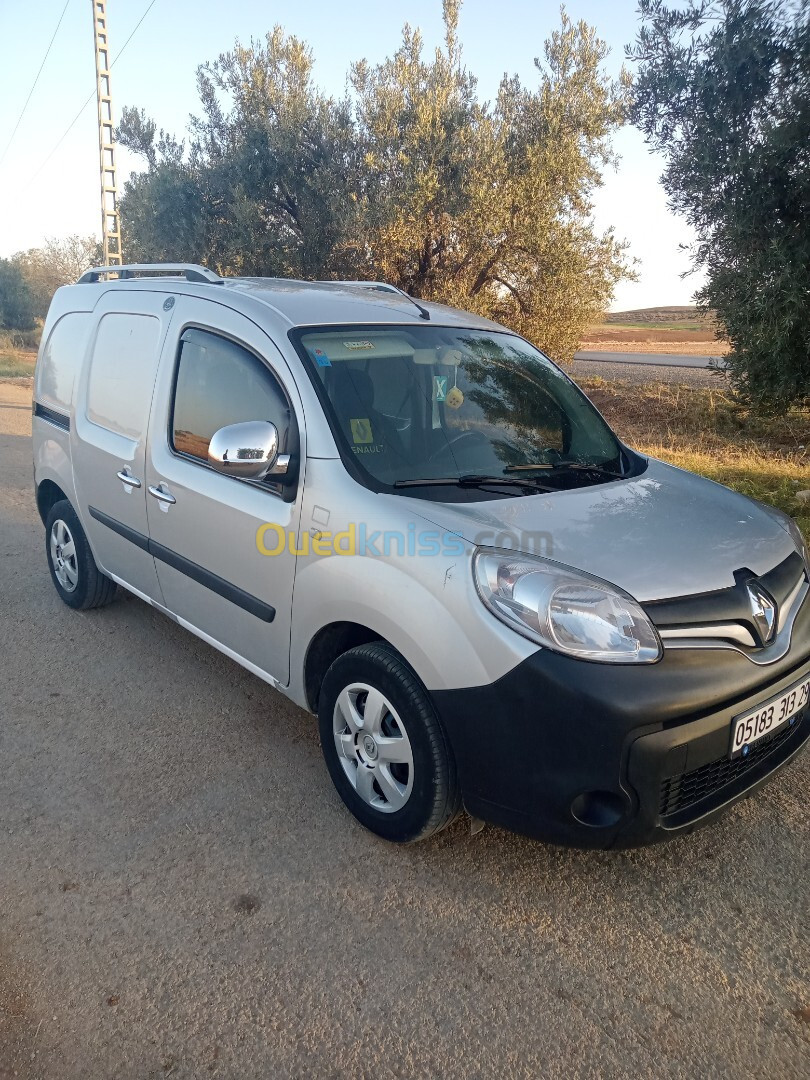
[295,326,625,494]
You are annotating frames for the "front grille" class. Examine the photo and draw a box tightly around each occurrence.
[644,551,805,647]
[659,718,802,818]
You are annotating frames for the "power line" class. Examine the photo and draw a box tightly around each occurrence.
[0,0,72,167]
[25,0,158,185]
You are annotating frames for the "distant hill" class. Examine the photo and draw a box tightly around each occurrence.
[582,305,726,352]
[605,306,712,330]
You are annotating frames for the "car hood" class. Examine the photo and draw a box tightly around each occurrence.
[405,457,795,602]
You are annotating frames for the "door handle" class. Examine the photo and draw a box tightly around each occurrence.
[148,484,176,506]
[116,468,142,489]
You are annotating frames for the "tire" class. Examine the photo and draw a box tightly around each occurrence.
[318,642,461,843]
[45,499,117,610]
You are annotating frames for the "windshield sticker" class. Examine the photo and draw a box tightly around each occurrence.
[433,375,447,402]
[310,347,331,367]
[350,418,374,444]
[445,387,464,409]
[343,340,375,351]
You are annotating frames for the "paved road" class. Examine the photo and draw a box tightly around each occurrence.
[574,350,725,368]
[570,357,725,390]
[1,381,808,1079]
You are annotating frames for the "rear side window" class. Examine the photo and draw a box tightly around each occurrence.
[171,328,291,463]
[86,313,161,439]
[36,312,92,412]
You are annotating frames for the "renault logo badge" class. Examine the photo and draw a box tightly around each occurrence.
[746,582,777,645]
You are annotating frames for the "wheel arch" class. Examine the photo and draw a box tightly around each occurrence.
[36,478,69,525]
[303,621,390,712]
[287,548,537,711]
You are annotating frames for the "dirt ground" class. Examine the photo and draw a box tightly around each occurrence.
[1,379,809,1079]
[581,326,729,355]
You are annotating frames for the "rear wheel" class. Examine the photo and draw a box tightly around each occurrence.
[45,500,117,610]
[318,642,461,842]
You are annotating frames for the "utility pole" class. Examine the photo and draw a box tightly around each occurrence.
[91,0,122,267]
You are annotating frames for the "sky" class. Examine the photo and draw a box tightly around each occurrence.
[0,0,704,312]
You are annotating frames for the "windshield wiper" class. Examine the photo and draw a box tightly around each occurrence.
[505,461,625,479]
[393,474,554,492]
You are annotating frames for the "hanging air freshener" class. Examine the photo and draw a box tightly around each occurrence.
[445,364,464,409]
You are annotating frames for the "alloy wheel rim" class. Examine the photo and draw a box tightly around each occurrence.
[50,519,78,593]
[333,682,414,813]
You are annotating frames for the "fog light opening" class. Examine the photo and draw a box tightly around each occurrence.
[570,790,626,829]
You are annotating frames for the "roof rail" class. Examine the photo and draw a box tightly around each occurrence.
[77,263,223,285]
[325,279,431,321]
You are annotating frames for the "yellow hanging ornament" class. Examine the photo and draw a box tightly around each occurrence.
[445,386,464,409]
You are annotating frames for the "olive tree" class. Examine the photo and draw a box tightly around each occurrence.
[13,235,101,318]
[119,2,633,362]
[0,259,36,331]
[351,1,633,359]
[629,0,810,406]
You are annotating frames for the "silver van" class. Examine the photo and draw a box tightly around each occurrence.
[32,264,810,848]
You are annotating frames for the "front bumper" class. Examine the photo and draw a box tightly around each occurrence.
[431,600,810,849]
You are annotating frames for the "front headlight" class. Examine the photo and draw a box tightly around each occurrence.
[473,549,662,664]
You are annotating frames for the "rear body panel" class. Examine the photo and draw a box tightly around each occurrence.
[70,291,171,600]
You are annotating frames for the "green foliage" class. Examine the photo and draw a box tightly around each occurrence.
[0,235,100,335]
[119,3,633,362]
[118,32,361,278]
[0,259,35,331]
[351,4,634,359]
[13,235,102,318]
[629,0,810,407]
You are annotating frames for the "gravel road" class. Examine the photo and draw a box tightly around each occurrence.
[1,380,808,1079]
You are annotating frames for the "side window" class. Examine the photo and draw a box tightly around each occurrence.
[36,312,92,412]
[171,328,292,466]
[86,313,161,438]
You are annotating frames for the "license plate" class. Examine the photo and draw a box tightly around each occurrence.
[730,675,810,758]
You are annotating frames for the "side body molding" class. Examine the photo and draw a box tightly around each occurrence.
[87,506,276,623]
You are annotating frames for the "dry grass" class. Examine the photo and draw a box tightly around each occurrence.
[586,325,719,343]
[0,349,36,378]
[0,330,38,378]
[579,376,810,543]
[607,320,705,331]
[579,338,728,355]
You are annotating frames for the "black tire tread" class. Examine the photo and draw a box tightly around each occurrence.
[363,642,460,840]
[45,499,117,611]
[319,641,461,843]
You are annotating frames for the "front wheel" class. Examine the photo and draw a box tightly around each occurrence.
[45,499,117,610]
[318,642,461,843]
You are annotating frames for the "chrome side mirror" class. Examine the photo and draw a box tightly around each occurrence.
[207,421,290,481]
